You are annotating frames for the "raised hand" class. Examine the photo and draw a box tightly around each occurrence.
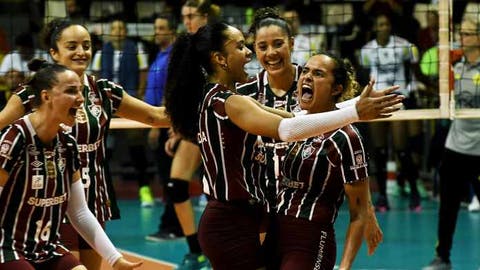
[356,79,404,120]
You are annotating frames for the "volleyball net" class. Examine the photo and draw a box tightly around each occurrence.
[1,1,479,128]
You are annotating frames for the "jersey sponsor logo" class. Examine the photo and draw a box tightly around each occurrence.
[27,193,67,207]
[32,175,44,189]
[314,230,328,270]
[0,140,13,160]
[281,178,305,189]
[77,139,102,153]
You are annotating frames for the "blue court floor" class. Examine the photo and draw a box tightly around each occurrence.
[105,193,480,270]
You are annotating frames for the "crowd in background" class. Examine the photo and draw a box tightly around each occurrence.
[0,1,479,270]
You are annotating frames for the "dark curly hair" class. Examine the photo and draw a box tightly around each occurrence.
[314,52,359,102]
[164,22,230,141]
[248,7,292,38]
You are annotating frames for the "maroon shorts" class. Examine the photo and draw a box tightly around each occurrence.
[276,215,336,270]
[198,199,267,270]
[59,222,105,250]
[0,253,81,270]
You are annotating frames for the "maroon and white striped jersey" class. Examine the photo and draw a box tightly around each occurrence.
[0,116,80,263]
[277,124,368,223]
[15,74,123,222]
[198,83,263,202]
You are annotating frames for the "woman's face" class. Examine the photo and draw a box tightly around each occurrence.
[110,20,127,43]
[222,26,252,84]
[374,15,392,41]
[182,6,207,34]
[46,70,84,126]
[254,25,293,76]
[297,54,340,113]
[460,20,480,52]
[50,25,92,77]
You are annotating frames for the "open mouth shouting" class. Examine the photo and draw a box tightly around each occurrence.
[300,83,313,103]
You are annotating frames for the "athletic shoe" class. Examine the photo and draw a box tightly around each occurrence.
[176,253,211,270]
[468,196,480,212]
[375,195,390,212]
[422,257,452,270]
[139,186,154,208]
[145,230,183,242]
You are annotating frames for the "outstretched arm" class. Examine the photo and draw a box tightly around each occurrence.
[115,91,170,128]
[0,95,26,129]
[226,81,402,142]
[67,174,143,270]
[336,79,401,109]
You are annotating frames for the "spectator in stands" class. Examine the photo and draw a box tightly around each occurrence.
[91,18,153,207]
[282,5,325,66]
[144,13,184,242]
[0,32,48,77]
[418,10,439,54]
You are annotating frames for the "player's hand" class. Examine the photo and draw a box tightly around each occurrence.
[364,207,383,255]
[356,79,404,120]
[164,129,181,157]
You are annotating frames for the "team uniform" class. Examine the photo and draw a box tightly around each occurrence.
[236,66,302,212]
[360,35,420,106]
[197,83,266,270]
[0,116,81,269]
[275,124,368,270]
[15,74,124,248]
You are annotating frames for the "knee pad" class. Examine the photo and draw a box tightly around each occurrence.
[165,178,190,203]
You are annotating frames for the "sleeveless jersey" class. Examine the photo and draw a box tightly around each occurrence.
[15,75,123,222]
[277,124,368,223]
[198,83,262,202]
[0,116,80,263]
[236,66,302,212]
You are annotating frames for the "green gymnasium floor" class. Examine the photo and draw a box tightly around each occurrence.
[106,193,480,270]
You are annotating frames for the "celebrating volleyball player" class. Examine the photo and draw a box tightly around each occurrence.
[0,59,141,270]
[164,21,401,269]
[274,53,383,270]
[0,19,169,270]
